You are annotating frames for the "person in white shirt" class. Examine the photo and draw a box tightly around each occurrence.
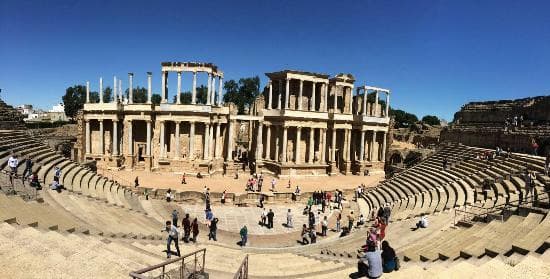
[163,221,181,258]
[286,209,293,228]
[416,214,428,229]
[8,154,18,174]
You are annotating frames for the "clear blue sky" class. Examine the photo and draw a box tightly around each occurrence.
[1,0,549,121]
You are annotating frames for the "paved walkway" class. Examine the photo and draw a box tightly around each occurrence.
[182,203,335,235]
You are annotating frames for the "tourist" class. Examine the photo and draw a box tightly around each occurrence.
[378,220,387,241]
[442,156,448,170]
[321,216,328,236]
[321,197,327,213]
[144,188,149,200]
[348,211,355,231]
[239,225,248,247]
[166,189,174,202]
[532,139,539,156]
[301,224,309,245]
[545,153,550,176]
[355,186,361,201]
[357,214,365,227]
[182,213,191,243]
[309,227,317,244]
[208,217,218,241]
[29,172,41,190]
[191,218,199,243]
[8,154,18,175]
[315,211,321,231]
[54,166,61,180]
[259,194,265,208]
[260,208,267,226]
[205,208,214,224]
[286,209,293,228]
[416,214,428,229]
[23,157,32,181]
[267,209,275,229]
[257,175,263,192]
[381,241,397,273]
[336,212,341,232]
[134,176,139,188]
[221,190,226,204]
[308,211,315,229]
[524,169,533,203]
[294,185,301,195]
[383,204,391,224]
[307,196,314,212]
[50,176,64,193]
[357,241,383,278]
[377,207,385,221]
[181,173,186,184]
[172,209,179,227]
[197,172,203,178]
[162,221,180,259]
[271,178,276,191]
[368,227,378,245]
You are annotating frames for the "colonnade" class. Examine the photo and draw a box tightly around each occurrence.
[266,78,329,111]
[161,70,224,106]
[85,73,154,104]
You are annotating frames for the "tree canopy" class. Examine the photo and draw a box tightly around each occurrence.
[62,85,86,118]
[421,115,441,126]
[390,109,418,128]
[223,77,260,114]
[125,86,148,103]
[151,94,161,105]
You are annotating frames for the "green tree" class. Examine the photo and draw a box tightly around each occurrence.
[172,92,193,104]
[421,115,441,126]
[90,91,99,103]
[125,87,148,103]
[223,77,260,114]
[151,94,162,105]
[103,86,113,102]
[390,109,418,128]
[62,85,86,118]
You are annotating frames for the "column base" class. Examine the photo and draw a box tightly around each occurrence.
[124,155,134,170]
[144,156,152,171]
[329,162,338,176]
[342,160,352,175]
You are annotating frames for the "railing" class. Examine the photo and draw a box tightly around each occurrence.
[454,192,550,225]
[233,255,249,279]
[129,248,206,279]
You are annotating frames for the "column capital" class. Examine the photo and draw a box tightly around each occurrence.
[113,119,119,123]
[98,119,104,123]
[128,72,134,76]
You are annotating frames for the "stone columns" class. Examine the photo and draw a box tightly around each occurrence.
[285,78,290,109]
[159,121,165,158]
[256,123,263,160]
[218,77,223,105]
[204,123,210,159]
[99,120,104,155]
[176,72,182,104]
[360,130,365,161]
[268,80,273,109]
[206,73,212,105]
[99,77,104,103]
[211,76,216,106]
[345,129,350,161]
[320,128,326,163]
[146,121,152,156]
[308,128,314,163]
[374,90,379,116]
[189,122,195,159]
[323,83,328,112]
[281,127,288,163]
[265,125,271,160]
[215,123,221,159]
[370,131,377,162]
[119,79,122,103]
[362,88,367,116]
[113,76,117,103]
[192,71,197,104]
[85,120,90,154]
[295,127,301,164]
[226,121,233,161]
[298,80,303,110]
[112,120,118,156]
[310,82,316,111]
[385,93,390,117]
[161,71,167,103]
[175,122,181,159]
[209,124,214,159]
[349,88,354,114]
[128,73,134,104]
[278,80,283,110]
[275,127,280,162]
[331,128,336,162]
[381,131,387,161]
[147,72,152,104]
[127,120,133,156]
[86,81,90,103]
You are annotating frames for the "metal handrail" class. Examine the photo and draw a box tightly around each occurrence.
[233,255,249,279]
[129,248,206,279]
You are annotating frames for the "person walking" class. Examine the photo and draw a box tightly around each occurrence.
[172,209,179,227]
[182,214,191,243]
[348,211,355,231]
[308,211,315,229]
[209,218,218,241]
[383,204,392,224]
[286,209,293,228]
[181,173,186,184]
[336,212,341,232]
[239,225,248,247]
[23,158,33,182]
[8,154,18,175]
[267,209,275,229]
[271,178,277,191]
[221,190,226,204]
[191,218,199,243]
[321,216,328,236]
[134,176,139,188]
[162,221,181,259]
[261,208,267,226]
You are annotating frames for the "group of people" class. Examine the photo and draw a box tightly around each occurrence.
[245,173,264,192]
[6,154,66,193]
[163,210,201,258]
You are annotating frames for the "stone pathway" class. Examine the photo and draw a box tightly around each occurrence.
[181,203,335,235]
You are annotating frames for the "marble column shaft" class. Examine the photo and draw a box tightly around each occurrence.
[295,127,301,163]
[175,122,180,158]
[204,123,210,159]
[128,74,133,104]
[160,121,165,158]
[278,80,283,110]
[256,123,263,159]
[268,80,273,109]
[282,127,288,162]
[215,123,221,159]
[112,120,118,155]
[189,122,195,159]
[127,121,133,156]
[265,125,271,160]
[99,77,104,103]
[146,121,151,156]
[308,128,314,163]
[360,130,365,161]
[86,81,90,103]
[192,72,197,104]
[285,78,290,109]
[99,120,104,155]
[177,72,182,104]
[298,80,303,110]
[310,82,316,111]
[85,120,90,154]
[147,73,152,104]
[331,128,336,162]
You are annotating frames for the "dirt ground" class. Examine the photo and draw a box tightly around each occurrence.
[98,169,384,193]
